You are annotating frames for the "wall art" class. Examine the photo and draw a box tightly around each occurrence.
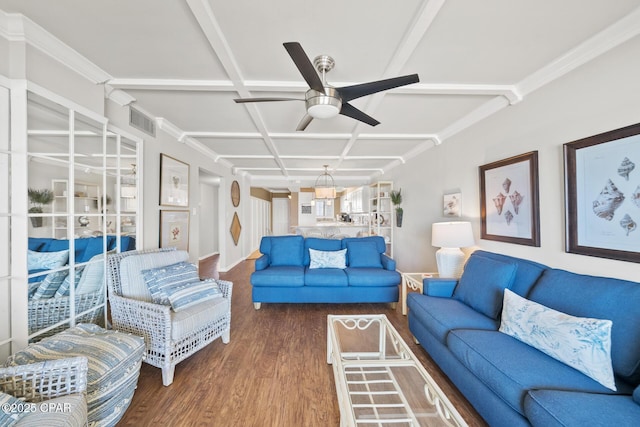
[479,151,540,246]
[160,209,190,251]
[160,154,189,207]
[564,122,640,262]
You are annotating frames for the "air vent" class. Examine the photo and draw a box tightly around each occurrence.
[129,107,156,137]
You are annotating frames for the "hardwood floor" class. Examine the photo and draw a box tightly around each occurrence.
[117,260,488,427]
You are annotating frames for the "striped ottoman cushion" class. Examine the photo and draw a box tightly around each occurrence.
[5,324,145,427]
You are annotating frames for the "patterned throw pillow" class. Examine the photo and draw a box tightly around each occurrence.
[142,261,200,305]
[55,267,84,297]
[499,289,615,391]
[32,270,68,300]
[27,249,69,270]
[309,248,347,269]
[166,278,223,312]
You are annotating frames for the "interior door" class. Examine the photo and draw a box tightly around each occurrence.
[272,197,290,236]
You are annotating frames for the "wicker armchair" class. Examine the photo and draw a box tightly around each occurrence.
[0,356,88,426]
[28,291,103,338]
[107,248,232,386]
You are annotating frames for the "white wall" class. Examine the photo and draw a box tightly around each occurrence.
[387,35,640,282]
[198,178,219,256]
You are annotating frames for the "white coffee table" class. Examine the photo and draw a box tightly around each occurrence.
[327,314,467,427]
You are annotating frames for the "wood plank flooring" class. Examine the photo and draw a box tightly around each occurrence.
[117,260,488,427]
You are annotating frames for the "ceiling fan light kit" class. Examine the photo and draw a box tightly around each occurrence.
[234,42,419,130]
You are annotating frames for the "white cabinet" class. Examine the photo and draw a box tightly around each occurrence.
[369,181,393,256]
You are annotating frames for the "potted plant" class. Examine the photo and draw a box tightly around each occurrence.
[28,188,55,228]
[390,189,403,227]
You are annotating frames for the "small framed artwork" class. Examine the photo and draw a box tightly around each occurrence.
[564,122,640,263]
[479,151,540,246]
[443,192,462,217]
[160,210,190,251]
[160,154,189,207]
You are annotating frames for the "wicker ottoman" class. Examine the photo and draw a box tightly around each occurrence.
[5,324,145,427]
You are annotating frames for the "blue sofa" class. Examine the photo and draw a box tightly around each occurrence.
[407,250,640,427]
[251,235,400,308]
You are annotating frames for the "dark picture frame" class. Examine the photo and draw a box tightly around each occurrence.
[564,122,640,263]
[479,151,540,246]
[160,154,189,207]
[160,209,190,251]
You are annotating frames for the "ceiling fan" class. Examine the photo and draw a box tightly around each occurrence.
[234,42,420,131]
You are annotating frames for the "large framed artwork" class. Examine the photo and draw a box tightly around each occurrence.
[479,151,540,246]
[160,210,190,251]
[160,154,189,207]
[564,122,640,263]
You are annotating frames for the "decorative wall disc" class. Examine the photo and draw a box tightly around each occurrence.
[231,180,240,207]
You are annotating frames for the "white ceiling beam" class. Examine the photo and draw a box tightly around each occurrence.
[337,0,446,165]
[186,0,289,176]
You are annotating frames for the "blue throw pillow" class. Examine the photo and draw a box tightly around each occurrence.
[453,255,517,319]
[346,241,382,268]
[27,249,69,270]
[32,270,68,300]
[309,248,347,269]
[55,267,84,297]
[634,384,640,404]
[142,261,200,305]
[166,278,223,312]
[270,236,303,266]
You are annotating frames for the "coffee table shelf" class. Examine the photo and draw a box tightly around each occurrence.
[327,314,467,427]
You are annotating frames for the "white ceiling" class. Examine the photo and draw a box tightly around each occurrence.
[2,0,640,191]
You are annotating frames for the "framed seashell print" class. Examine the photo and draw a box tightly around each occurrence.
[564,122,640,263]
[479,151,540,246]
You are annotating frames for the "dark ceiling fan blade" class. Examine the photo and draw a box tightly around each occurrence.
[296,114,313,131]
[337,74,419,102]
[339,103,380,127]
[233,97,303,103]
[283,42,326,93]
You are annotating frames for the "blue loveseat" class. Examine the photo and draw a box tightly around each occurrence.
[251,235,400,309]
[407,250,640,427]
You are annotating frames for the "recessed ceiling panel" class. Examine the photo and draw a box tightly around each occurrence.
[339,159,391,170]
[228,158,279,169]
[405,0,640,83]
[347,139,425,157]
[274,138,348,157]
[197,138,271,156]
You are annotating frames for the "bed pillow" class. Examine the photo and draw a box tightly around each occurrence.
[309,248,347,269]
[346,241,382,268]
[453,255,517,319]
[142,261,200,305]
[166,278,223,312]
[27,249,69,270]
[500,289,615,391]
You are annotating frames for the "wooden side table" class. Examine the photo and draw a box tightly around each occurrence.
[401,272,438,315]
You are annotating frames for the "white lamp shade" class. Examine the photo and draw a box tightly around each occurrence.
[431,221,474,248]
[314,187,336,199]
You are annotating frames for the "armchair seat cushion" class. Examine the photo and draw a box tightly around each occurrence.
[171,296,230,341]
[345,268,400,287]
[250,266,305,287]
[14,394,87,427]
[304,267,348,287]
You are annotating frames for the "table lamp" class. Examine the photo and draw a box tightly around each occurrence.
[431,221,474,278]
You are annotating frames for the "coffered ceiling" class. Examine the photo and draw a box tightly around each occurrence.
[2,0,640,191]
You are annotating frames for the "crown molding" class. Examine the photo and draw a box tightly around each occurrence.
[0,11,111,84]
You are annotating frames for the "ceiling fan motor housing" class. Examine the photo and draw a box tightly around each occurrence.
[306,86,342,119]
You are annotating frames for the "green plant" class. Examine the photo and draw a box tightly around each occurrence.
[390,189,402,211]
[28,188,55,213]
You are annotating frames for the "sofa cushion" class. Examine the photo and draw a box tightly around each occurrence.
[345,268,399,287]
[447,329,623,417]
[304,267,348,287]
[524,389,640,427]
[406,293,498,344]
[529,268,640,384]
[635,384,640,404]
[453,255,517,319]
[171,295,229,341]
[27,249,69,270]
[250,266,305,287]
[304,237,342,265]
[469,250,546,297]
[346,241,382,268]
[141,261,200,305]
[341,236,386,253]
[269,236,304,266]
[309,248,347,269]
[119,250,190,302]
[500,289,615,390]
[166,278,223,312]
